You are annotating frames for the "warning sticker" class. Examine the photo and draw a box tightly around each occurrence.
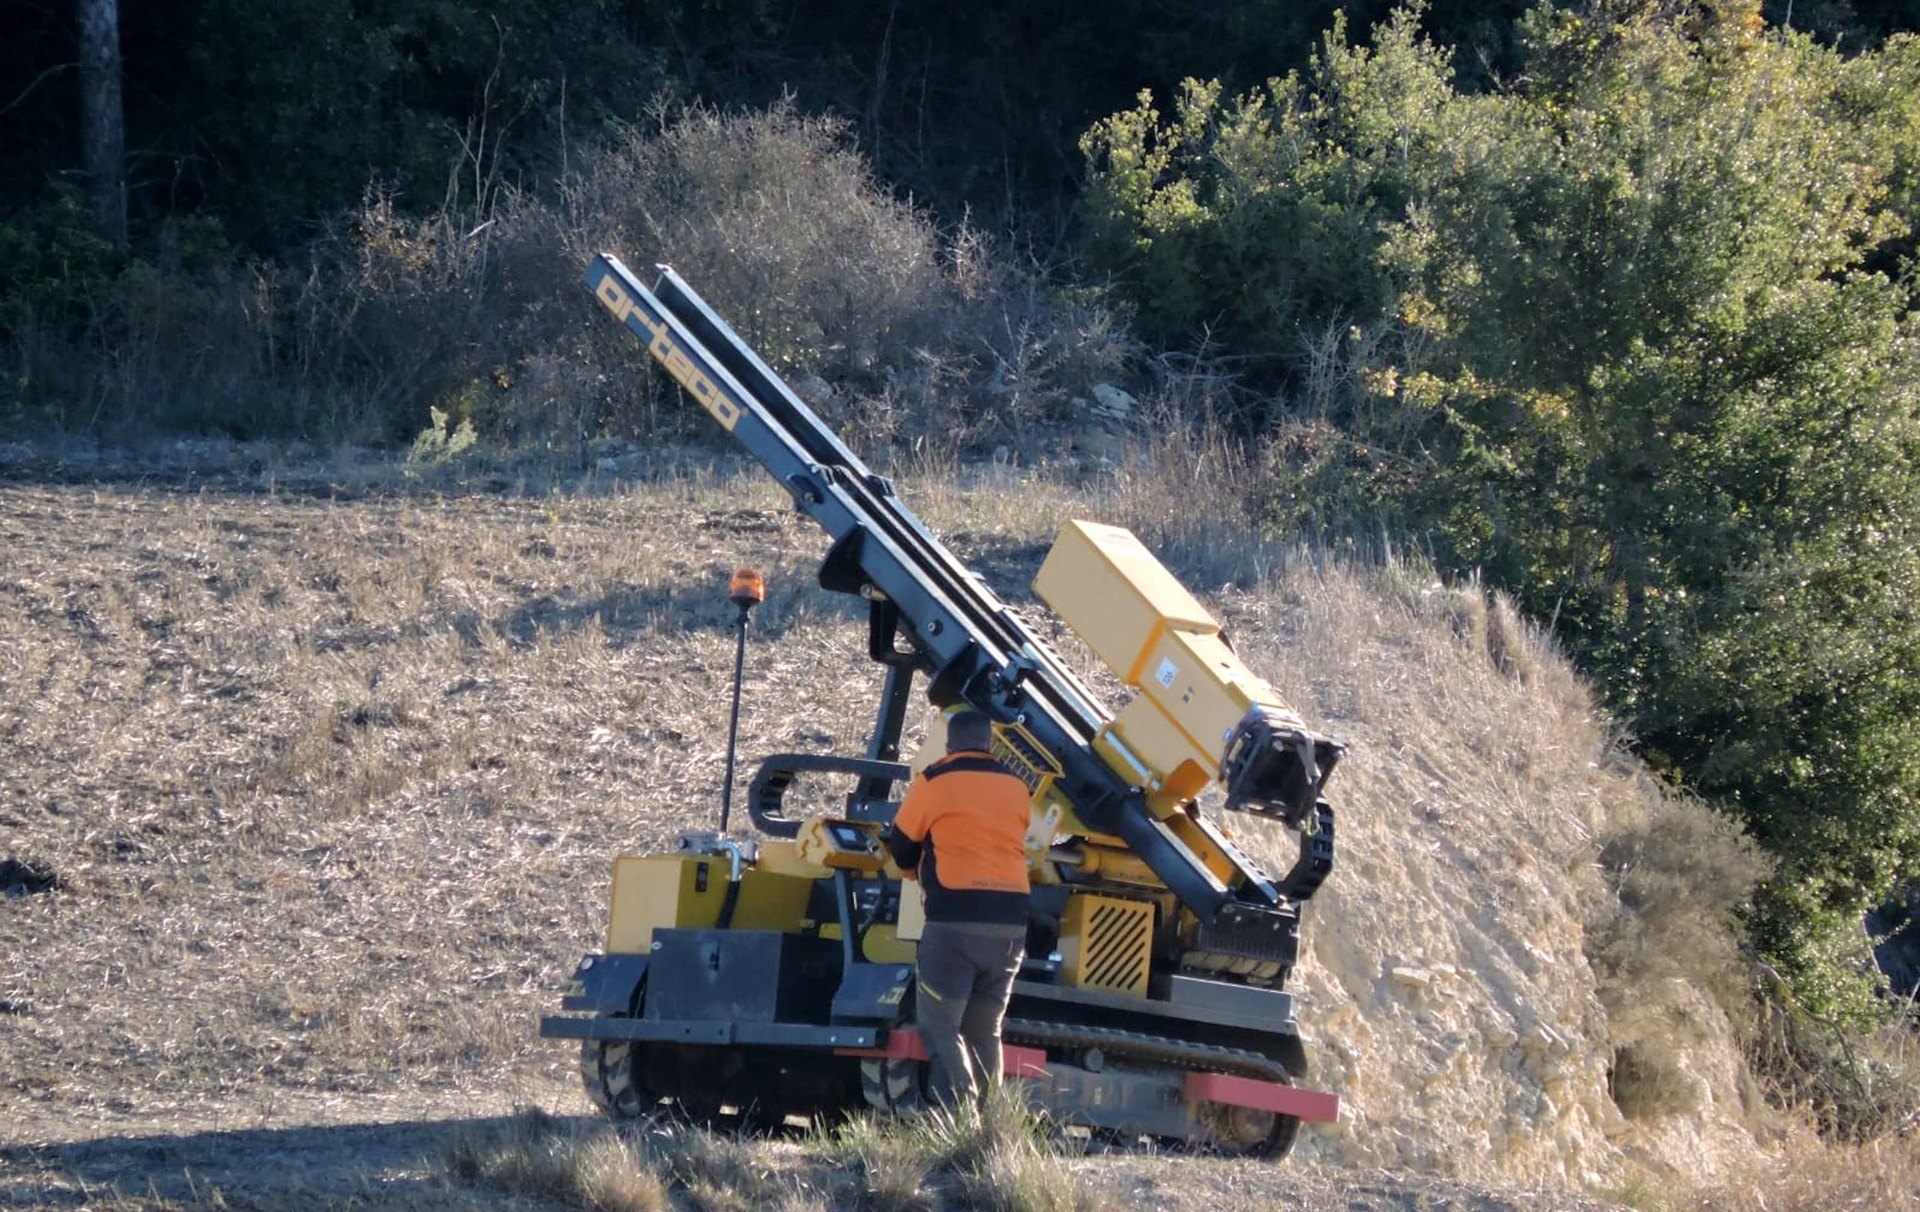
[1155,658,1179,689]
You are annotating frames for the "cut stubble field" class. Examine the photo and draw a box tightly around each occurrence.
[0,462,1632,1211]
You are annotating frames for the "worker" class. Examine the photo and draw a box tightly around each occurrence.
[884,708,1033,1110]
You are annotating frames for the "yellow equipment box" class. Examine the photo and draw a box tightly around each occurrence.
[1035,519,1313,815]
[605,853,815,953]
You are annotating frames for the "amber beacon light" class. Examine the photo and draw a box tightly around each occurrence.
[728,567,765,609]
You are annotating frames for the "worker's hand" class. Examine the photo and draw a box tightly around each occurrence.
[880,850,920,882]
[880,822,923,876]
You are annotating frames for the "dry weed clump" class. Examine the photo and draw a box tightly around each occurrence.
[1637,1127,1920,1212]
[1590,796,1770,1123]
[449,1108,671,1212]
[816,1086,1094,1212]
[824,1113,936,1210]
[446,1096,1091,1212]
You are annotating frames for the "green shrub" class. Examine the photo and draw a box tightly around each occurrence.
[0,187,124,427]
[0,197,314,438]
[1080,1,1920,1014]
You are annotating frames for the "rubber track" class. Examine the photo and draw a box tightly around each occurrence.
[1002,1017,1293,1083]
[860,1054,923,1113]
[581,1037,649,1118]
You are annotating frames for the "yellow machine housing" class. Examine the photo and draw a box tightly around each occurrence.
[1035,519,1315,816]
[605,854,815,953]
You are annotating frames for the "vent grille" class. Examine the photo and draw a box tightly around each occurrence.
[993,725,1061,797]
[1061,894,1154,996]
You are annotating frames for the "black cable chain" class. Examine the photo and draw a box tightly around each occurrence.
[1001,1017,1293,1084]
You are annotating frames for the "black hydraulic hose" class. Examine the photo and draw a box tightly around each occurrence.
[833,869,859,972]
[716,875,743,931]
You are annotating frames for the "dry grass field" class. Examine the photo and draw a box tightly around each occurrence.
[0,444,1911,1210]
[0,461,858,1114]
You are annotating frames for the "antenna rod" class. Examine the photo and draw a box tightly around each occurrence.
[718,567,764,833]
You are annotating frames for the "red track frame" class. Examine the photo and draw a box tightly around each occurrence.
[837,1029,1340,1121]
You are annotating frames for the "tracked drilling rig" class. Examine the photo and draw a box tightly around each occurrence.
[539,257,1346,1156]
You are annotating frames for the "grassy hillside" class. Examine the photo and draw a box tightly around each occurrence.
[0,445,1913,1210]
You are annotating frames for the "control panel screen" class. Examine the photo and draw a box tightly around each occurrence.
[828,823,870,850]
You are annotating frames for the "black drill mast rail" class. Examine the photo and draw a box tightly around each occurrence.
[588,254,1311,932]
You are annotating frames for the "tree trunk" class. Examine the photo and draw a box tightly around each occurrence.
[78,0,126,250]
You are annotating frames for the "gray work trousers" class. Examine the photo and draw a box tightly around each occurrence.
[914,920,1026,1110]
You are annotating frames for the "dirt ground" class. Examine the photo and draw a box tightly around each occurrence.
[0,449,1630,1211]
[3,1085,1627,1211]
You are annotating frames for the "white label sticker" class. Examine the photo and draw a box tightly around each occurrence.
[1155,658,1179,689]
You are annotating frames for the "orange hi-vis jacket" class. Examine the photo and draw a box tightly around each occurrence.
[885,749,1032,926]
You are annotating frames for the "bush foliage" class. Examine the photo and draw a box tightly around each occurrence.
[0,102,1128,453]
[1082,2,1920,1018]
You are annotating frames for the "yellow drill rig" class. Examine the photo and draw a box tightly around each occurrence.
[539,257,1345,1157]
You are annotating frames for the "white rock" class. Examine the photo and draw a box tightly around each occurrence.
[1090,383,1136,421]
